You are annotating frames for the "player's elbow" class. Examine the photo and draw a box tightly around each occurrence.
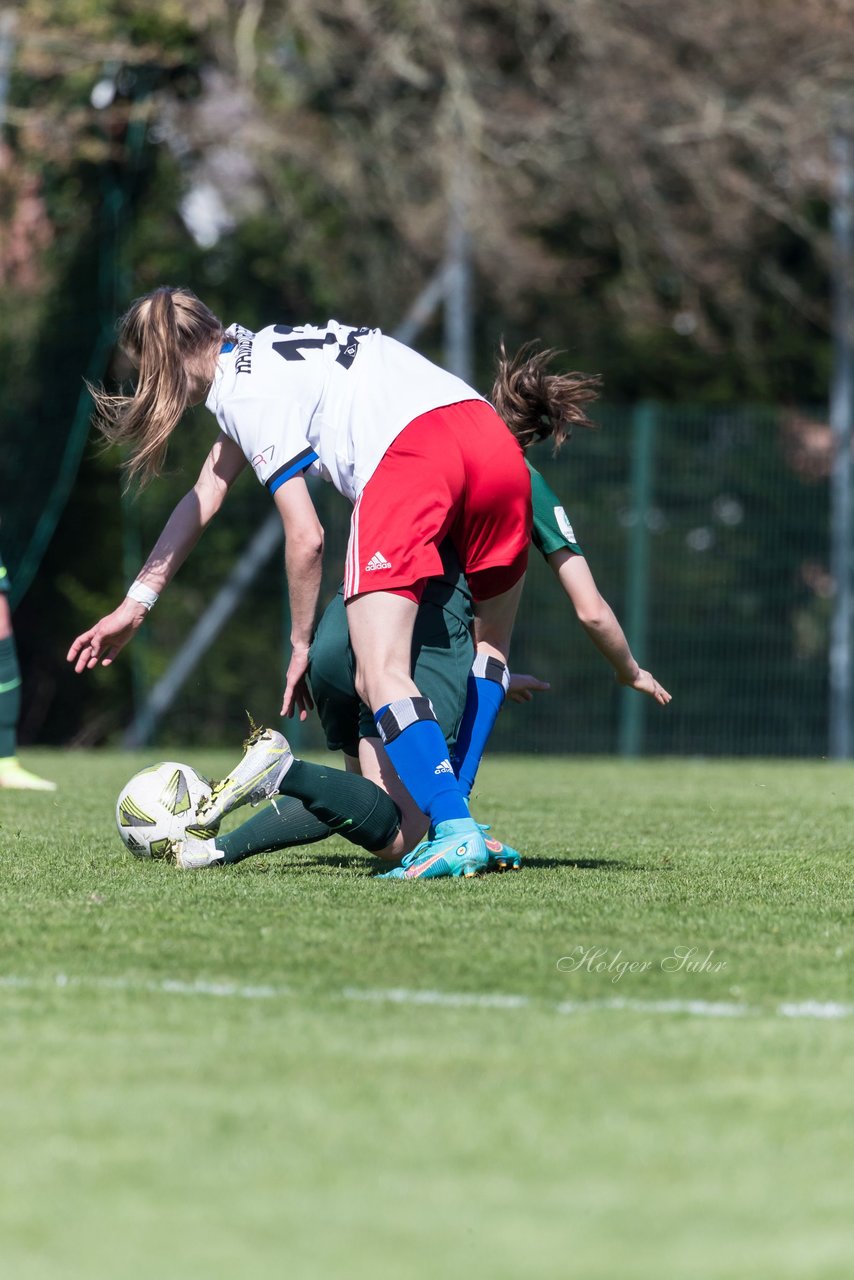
[576,602,608,631]
[192,477,229,524]
[288,525,324,561]
[305,526,325,559]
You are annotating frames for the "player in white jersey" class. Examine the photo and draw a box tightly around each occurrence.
[68,287,599,879]
[210,320,484,503]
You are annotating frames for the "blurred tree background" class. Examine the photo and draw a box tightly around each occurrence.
[0,0,851,752]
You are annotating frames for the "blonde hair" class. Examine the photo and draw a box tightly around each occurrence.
[90,286,225,489]
[491,340,601,452]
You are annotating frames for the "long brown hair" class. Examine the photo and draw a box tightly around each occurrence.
[89,286,225,489]
[491,340,601,452]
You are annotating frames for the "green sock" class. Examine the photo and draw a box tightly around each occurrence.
[280,759,401,853]
[0,635,21,760]
[218,795,331,865]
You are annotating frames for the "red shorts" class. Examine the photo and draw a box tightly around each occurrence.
[344,399,531,603]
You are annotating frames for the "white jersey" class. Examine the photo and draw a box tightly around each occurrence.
[205,320,484,502]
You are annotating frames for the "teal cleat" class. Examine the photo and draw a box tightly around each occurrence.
[480,827,523,872]
[377,817,490,880]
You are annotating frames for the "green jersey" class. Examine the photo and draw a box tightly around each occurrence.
[527,461,583,559]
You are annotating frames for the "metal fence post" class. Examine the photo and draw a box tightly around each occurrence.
[443,163,473,385]
[829,120,854,759]
[618,401,657,757]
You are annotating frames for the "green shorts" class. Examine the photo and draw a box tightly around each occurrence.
[309,580,474,758]
[309,465,583,758]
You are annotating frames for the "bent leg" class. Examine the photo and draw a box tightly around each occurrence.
[279,757,402,852]
[217,795,333,864]
[451,575,526,797]
[357,736,428,861]
[345,590,420,711]
[213,758,402,864]
[346,589,470,829]
[470,573,526,665]
[0,594,21,762]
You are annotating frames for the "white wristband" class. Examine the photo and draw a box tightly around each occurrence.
[127,580,159,611]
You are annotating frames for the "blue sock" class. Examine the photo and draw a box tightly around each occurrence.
[451,655,509,798]
[375,698,470,827]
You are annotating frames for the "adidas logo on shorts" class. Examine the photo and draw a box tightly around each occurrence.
[365,551,392,572]
[434,759,453,775]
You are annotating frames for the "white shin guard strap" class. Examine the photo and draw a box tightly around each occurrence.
[471,653,510,694]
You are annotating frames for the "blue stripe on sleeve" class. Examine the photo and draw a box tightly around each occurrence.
[266,449,319,493]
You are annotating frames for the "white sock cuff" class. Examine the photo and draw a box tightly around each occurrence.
[375,696,438,744]
[471,654,510,693]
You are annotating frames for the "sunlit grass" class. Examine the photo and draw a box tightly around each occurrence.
[1,751,852,1279]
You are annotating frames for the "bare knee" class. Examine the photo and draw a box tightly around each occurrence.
[371,810,429,862]
[354,658,414,714]
[371,829,410,863]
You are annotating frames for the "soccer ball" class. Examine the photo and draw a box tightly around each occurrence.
[115,761,214,860]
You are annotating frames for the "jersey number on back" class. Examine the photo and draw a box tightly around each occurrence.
[272,325,369,371]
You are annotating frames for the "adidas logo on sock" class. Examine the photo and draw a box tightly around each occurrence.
[434,759,453,775]
[365,551,392,572]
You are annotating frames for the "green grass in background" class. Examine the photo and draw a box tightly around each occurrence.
[1,752,852,1279]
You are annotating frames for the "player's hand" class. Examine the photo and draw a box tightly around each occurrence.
[618,667,671,705]
[66,600,148,673]
[281,645,314,721]
[507,672,551,704]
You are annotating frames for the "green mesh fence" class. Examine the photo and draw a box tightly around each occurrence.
[496,405,830,758]
[121,401,830,757]
[1,326,115,610]
[0,118,144,611]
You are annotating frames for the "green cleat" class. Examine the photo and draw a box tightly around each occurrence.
[377,817,489,880]
[0,758,56,791]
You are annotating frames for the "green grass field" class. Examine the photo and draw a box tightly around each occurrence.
[1,750,852,1279]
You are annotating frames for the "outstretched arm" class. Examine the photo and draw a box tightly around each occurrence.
[67,432,247,672]
[273,474,325,721]
[549,548,671,705]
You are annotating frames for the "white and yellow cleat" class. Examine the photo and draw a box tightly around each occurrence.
[195,724,293,830]
[0,757,57,791]
[171,833,224,870]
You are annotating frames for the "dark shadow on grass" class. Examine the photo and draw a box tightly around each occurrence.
[504,856,656,872]
[230,851,368,873]
[229,853,658,874]
[302,852,370,871]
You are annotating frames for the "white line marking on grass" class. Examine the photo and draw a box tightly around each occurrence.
[156,979,288,999]
[556,998,754,1018]
[1,975,852,1019]
[0,974,290,1000]
[777,1000,854,1020]
[342,986,531,1010]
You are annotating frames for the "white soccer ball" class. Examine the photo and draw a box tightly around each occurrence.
[115,761,214,859]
